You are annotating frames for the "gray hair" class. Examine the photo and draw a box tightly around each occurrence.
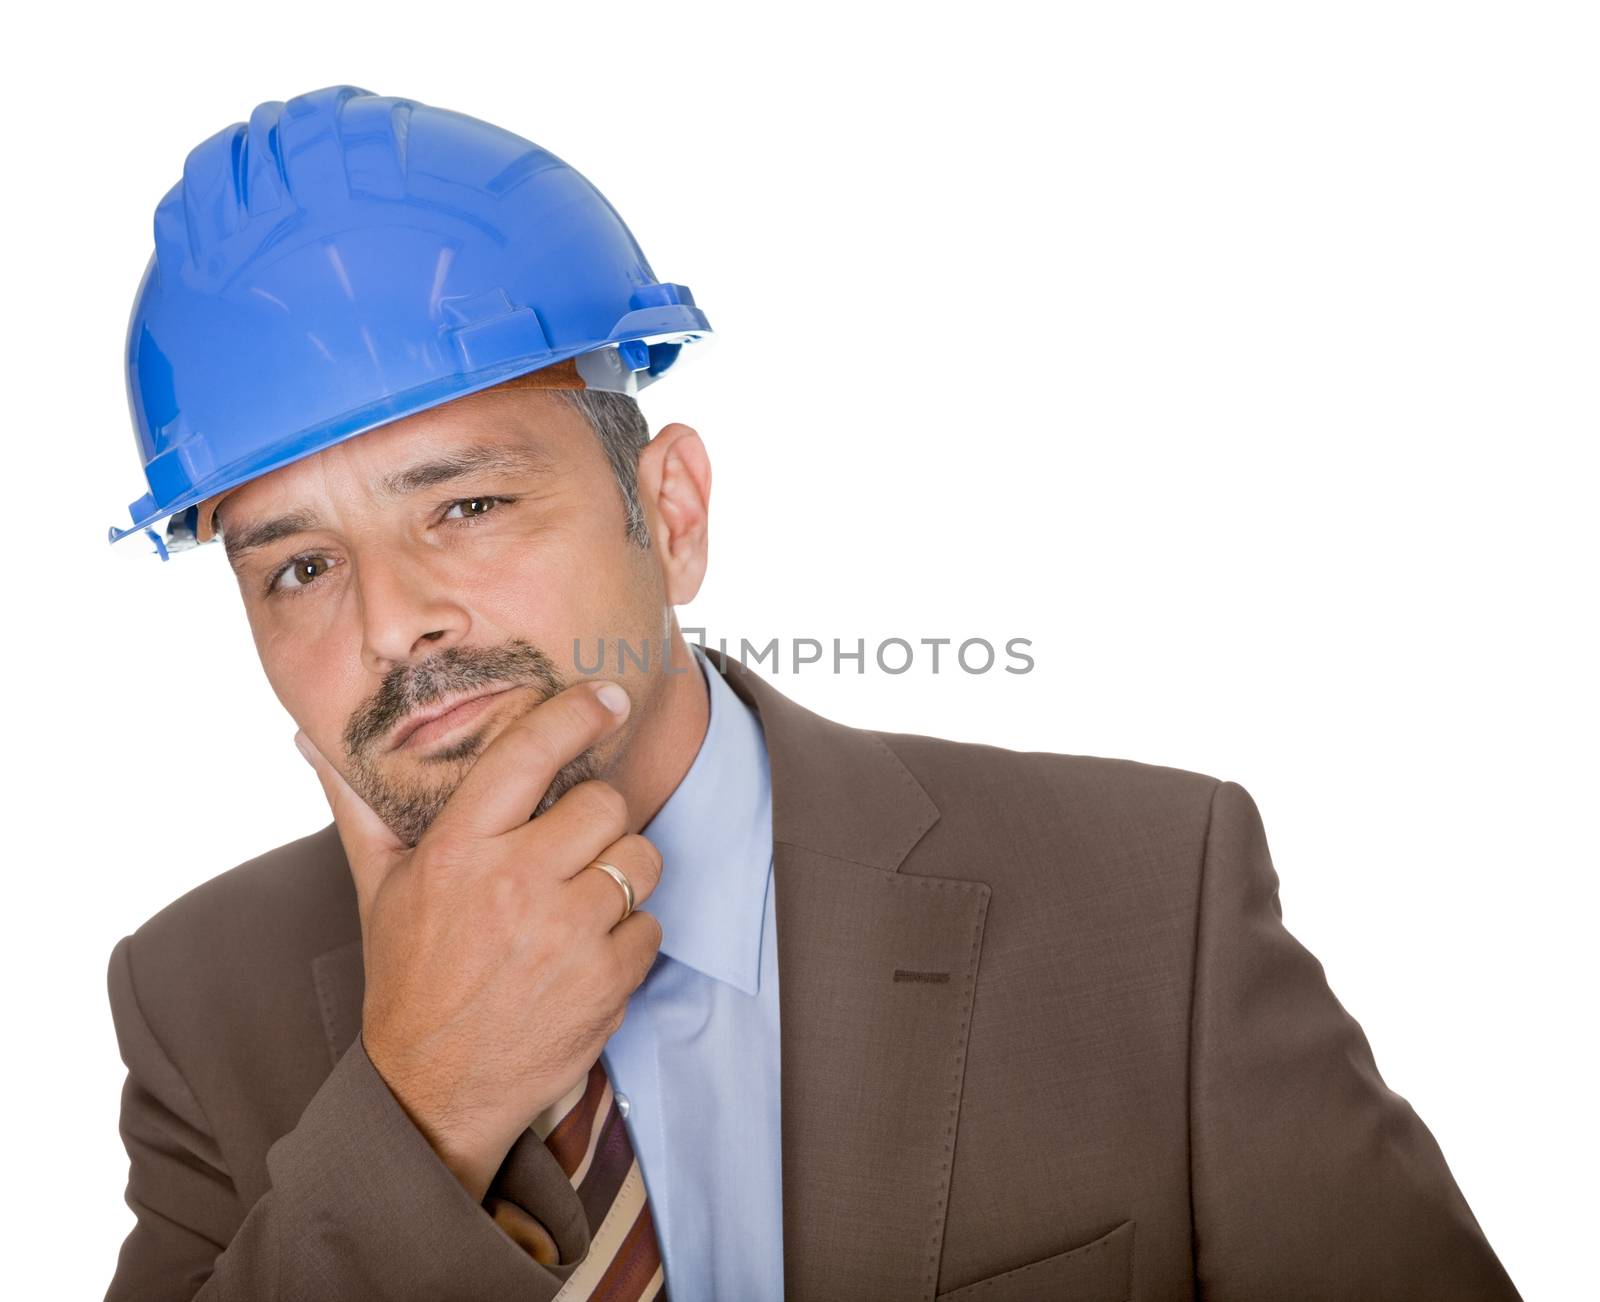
[554,389,652,548]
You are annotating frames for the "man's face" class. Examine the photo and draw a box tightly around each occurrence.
[218,386,679,846]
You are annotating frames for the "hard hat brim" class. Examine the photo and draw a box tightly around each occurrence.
[109,323,709,559]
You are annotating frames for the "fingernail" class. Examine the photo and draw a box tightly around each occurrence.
[593,681,631,717]
[293,730,316,764]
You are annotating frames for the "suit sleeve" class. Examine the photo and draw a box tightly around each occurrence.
[104,933,581,1302]
[1186,780,1521,1301]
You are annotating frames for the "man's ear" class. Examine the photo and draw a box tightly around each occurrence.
[637,422,711,606]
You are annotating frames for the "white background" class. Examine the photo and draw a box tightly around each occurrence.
[2,3,1594,1297]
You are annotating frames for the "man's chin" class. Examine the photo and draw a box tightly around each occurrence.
[523,749,602,822]
[352,745,603,848]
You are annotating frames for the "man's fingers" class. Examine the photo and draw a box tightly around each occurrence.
[294,730,403,917]
[430,680,632,842]
[566,833,665,926]
[609,909,665,990]
[515,780,631,875]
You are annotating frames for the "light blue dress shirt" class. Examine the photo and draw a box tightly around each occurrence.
[600,642,785,1300]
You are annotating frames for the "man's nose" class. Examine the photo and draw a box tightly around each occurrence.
[353,548,472,676]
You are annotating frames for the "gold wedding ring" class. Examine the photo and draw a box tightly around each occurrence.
[585,859,635,924]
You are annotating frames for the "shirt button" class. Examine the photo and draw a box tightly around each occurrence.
[615,1091,631,1118]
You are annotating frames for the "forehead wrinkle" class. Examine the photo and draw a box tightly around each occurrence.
[376,438,557,498]
[219,434,558,571]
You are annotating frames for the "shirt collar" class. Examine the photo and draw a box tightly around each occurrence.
[639,642,774,997]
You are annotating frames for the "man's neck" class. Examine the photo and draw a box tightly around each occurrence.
[605,629,712,834]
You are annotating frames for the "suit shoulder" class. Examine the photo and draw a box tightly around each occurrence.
[117,823,357,1003]
[876,726,1222,818]
[874,727,1222,887]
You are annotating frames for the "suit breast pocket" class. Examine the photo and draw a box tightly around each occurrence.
[933,1219,1135,1302]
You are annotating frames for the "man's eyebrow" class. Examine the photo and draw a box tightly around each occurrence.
[222,508,324,568]
[221,441,554,567]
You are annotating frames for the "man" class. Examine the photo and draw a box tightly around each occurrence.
[104,86,1521,1301]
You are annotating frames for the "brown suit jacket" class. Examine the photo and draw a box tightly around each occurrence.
[106,649,1520,1301]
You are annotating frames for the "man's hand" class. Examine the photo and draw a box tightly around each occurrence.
[294,680,663,1204]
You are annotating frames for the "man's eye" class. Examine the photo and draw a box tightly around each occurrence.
[442,496,510,522]
[269,556,333,595]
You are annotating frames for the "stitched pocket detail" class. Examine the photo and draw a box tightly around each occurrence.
[934,1219,1135,1302]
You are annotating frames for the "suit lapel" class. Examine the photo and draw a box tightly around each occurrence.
[311,650,991,1302]
[710,650,991,1302]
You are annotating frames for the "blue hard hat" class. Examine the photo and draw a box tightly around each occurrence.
[110,84,713,559]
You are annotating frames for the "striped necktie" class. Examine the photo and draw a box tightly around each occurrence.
[487,1059,668,1299]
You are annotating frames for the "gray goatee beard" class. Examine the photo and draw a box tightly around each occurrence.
[338,638,601,848]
